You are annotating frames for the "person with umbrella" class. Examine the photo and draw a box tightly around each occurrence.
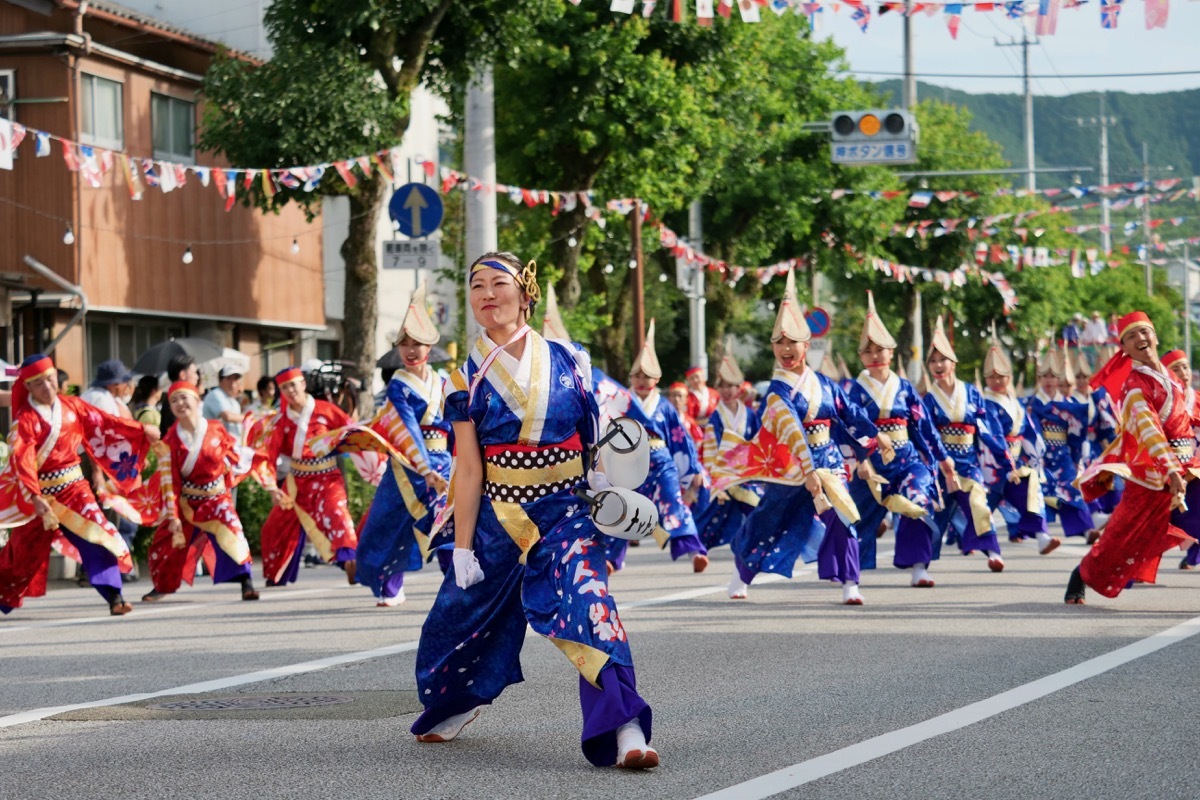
[355,284,452,607]
[258,367,359,587]
[0,354,155,616]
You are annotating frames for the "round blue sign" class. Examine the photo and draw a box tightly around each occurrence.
[805,307,831,338]
[388,183,444,238]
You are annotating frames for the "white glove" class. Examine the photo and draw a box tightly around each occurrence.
[452,547,485,590]
[587,469,613,492]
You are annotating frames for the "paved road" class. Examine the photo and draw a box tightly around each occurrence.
[2,531,1198,800]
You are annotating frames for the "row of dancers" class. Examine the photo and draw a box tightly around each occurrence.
[1,250,1195,768]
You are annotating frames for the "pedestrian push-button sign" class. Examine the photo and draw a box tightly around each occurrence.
[388,183,444,238]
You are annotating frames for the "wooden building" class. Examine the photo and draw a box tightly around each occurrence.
[0,0,327,391]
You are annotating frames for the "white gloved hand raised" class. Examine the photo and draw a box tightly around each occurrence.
[587,469,613,492]
[452,547,485,590]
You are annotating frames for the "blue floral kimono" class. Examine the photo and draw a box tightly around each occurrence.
[355,370,452,601]
[846,371,945,571]
[1074,386,1122,514]
[923,379,1012,558]
[602,388,706,570]
[981,389,1047,542]
[1026,390,1094,537]
[734,368,877,586]
[693,401,763,551]
[411,331,651,767]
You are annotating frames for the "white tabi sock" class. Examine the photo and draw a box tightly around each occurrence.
[616,718,658,768]
[986,550,1003,561]
[377,589,406,607]
[1036,532,1052,550]
[728,573,749,599]
[911,565,932,585]
[418,706,482,742]
[842,582,864,603]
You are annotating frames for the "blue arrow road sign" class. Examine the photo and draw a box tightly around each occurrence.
[388,183,444,238]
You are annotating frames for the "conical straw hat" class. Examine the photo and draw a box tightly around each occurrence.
[858,290,896,351]
[399,283,440,345]
[715,336,744,386]
[982,322,1012,378]
[631,319,663,380]
[541,283,571,342]
[770,268,810,343]
[927,315,957,362]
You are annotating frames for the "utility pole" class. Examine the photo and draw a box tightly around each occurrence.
[1077,94,1116,254]
[1184,242,1192,368]
[903,0,916,109]
[687,200,707,375]
[464,67,498,341]
[1143,141,1153,296]
[995,31,1037,191]
[630,204,645,355]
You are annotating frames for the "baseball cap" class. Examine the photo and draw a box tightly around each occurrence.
[219,365,243,378]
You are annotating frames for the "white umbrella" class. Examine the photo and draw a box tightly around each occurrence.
[198,348,252,387]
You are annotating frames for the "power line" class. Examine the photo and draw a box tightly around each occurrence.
[845,68,1200,80]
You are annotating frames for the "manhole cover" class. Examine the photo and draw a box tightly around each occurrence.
[151,695,354,711]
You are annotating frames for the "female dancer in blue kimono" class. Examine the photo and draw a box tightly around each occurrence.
[693,340,762,552]
[411,252,657,769]
[604,320,709,574]
[1027,345,1094,540]
[727,269,888,604]
[979,329,1056,555]
[1069,354,1121,519]
[354,283,451,607]
[923,316,1014,573]
[846,292,954,588]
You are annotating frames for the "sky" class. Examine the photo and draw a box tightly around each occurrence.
[812,1,1200,97]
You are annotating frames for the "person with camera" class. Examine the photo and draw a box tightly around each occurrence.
[258,366,358,586]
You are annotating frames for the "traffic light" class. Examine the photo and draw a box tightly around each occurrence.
[830,109,918,166]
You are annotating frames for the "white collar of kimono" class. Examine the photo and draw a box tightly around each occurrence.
[984,388,1024,434]
[470,327,552,445]
[395,367,441,425]
[773,367,820,422]
[30,397,61,469]
[285,394,316,460]
[176,415,208,478]
[929,377,967,423]
[856,370,900,416]
[1035,388,1061,403]
[639,388,661,417]
[717,398,745,434]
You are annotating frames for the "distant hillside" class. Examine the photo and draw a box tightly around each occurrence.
[872,80,1200,185]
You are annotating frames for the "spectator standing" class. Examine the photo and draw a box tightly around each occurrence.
[1061,313,1083,350]
[1082,310,1108,365]
[203,366,245,441]
[130,376,162,428]
[249,376,276,414]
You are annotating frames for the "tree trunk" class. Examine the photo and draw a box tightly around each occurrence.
[341,174,388,417]
[550,205,588,307]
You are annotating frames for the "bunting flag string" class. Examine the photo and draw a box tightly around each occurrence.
[821,178,1198,205]
[602,0,1179,37]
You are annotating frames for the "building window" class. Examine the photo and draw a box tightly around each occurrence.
[86,317,186,379]
[0,70,15,122]
[260,331,293,378]
[151,93,194,163]
[80,74,123,150]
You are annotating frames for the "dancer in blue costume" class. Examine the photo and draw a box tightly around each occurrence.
[355,283,451,607]
[694,339,762,552]
[979,327,1057,555]
[605,320,709,574]
[846,292,954,587]
[1069,353,1122,520]
[1027,344,1095,540]
[727,269,889,604]
[923,315,1014,573]
[411,252,657,769]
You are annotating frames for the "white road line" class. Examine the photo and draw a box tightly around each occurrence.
[0,555,838,728]
[693,612,1200,800]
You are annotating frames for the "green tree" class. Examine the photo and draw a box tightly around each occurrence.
[200,0,553,404]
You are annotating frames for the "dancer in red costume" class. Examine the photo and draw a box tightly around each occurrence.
[1066,313,1200,603]
[0,354,153,616]
[259,367,358,586]
[142,382,260,602]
